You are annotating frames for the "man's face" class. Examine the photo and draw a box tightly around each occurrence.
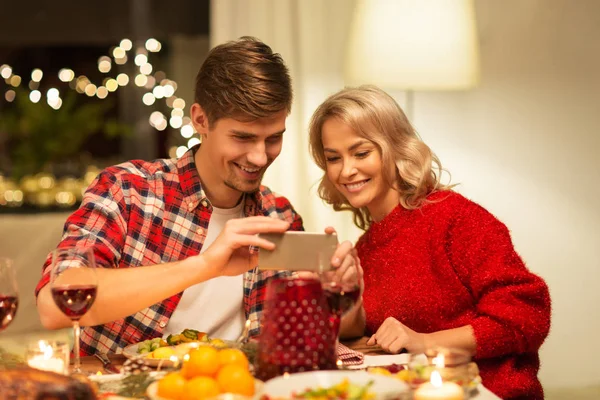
[192,105,287,195]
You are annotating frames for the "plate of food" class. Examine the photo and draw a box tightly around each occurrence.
[367,359,481,397]
[122,329,233,367]
[257,370,409,400]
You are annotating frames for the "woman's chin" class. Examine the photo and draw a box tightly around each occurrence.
[347,198,368,210]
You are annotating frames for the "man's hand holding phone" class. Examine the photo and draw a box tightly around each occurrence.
[201,216,290,278]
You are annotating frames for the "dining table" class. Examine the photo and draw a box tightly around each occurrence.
[76,336,501,399]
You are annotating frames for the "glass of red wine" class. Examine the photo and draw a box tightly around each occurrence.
[0,258,19,333]
[50,247,98,374]
[318,253,361,348]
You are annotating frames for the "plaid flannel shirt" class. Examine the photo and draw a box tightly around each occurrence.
[35,146,303,356]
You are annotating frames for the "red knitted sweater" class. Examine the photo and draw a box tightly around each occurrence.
[356,191,551,400]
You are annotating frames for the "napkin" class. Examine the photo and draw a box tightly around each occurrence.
[337,343,364,366]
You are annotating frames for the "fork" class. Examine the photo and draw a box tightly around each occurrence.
[236,318,252,344]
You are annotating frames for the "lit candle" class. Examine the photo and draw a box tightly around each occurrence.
[26,340,69,375]
[414,370,464,400]
[27,355,66,374]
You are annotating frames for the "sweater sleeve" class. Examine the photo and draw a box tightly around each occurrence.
[447,201,551,360]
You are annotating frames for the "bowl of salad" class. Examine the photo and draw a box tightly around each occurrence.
[257,370,409,400]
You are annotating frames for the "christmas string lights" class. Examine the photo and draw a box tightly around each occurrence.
[1,38,199,209]
[1,38,197,157]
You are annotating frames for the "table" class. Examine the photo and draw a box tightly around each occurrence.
[78,337,500,399]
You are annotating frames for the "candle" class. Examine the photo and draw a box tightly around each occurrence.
[414,370,464,400]
[26,340,69,375]
[27,355,66,374]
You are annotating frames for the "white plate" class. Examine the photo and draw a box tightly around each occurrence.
[258,370,409,399]
[123,340,238,367]
[146,379,264,400]
[88,371,165,382]
[122,343,178,368]
[346,353,411,370]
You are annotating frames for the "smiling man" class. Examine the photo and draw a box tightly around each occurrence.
[34,37,357,356]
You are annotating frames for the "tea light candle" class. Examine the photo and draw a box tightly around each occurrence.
[27,355,66,374]
[414,371,464,400]
[26,340,69,375]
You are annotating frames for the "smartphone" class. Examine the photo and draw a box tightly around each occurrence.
[257,231,339,272]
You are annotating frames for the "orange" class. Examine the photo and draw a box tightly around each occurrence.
[216,364,255,396]
[180,376,220,400]
[217,348,249,370]
[181,345,220,378]
[156,372,186,400]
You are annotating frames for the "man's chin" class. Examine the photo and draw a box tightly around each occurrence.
[224,179,262,194]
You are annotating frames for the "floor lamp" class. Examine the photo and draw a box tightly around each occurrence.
[344,0,480,120]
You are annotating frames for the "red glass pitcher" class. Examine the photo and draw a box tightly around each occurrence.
[254,277,338,381]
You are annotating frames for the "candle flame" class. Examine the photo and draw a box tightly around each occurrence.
[38,340,54,359]
[430,370,443,388]
[169,355,180,367]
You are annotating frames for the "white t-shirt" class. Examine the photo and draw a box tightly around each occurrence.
[163,201,245,341]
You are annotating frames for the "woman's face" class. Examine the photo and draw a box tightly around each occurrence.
[321,117,398,221]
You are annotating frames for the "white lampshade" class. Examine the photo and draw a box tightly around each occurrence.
[345,0,480,90]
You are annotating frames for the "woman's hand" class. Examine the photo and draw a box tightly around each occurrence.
[367,317,426,354]
[297,226,362,283]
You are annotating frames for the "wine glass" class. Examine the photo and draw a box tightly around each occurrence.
[50,247,98,374]
[318,253,361,343]
[0,258,19,333]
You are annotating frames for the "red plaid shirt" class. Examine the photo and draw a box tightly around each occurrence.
[35,146,303,356]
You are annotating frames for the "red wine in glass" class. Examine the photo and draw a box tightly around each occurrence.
[324,285,361,336]
[0,258,18,333]
[50,247,97,374]
[325,286,361,316]
[51,285,97,320]
[0,295,18,331]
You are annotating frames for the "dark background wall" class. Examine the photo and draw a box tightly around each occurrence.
[0,0,209,46]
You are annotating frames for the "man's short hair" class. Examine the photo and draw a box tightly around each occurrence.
[194,36,293,126]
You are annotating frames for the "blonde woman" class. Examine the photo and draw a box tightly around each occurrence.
[309,85,550,400]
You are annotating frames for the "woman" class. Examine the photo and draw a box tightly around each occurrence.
[309,85,551,400]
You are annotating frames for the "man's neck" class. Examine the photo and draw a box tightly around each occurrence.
[194,146,243,209]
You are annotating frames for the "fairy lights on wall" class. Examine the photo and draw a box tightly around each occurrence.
[0,37,197,158]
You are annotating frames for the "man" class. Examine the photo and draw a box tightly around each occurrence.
[35,37,360,356]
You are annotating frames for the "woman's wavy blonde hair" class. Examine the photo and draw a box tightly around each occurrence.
[309,85,452,230]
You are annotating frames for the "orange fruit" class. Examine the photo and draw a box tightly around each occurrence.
[217,348,249,370]
[181,345,220,378]
[216,364,255,396]
[157,372,186,399]
[180,376,220,400]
